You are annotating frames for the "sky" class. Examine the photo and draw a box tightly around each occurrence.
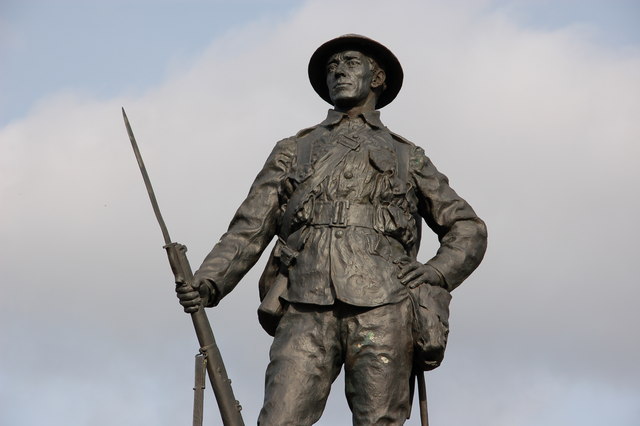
[1,0,639,425]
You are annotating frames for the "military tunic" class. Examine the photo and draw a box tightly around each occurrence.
[194,109,487,425]
[197,110,486,305]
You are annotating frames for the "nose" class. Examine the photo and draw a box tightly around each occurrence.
[333,61,347,76]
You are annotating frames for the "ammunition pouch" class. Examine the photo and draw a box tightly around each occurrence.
[278,240,299,267]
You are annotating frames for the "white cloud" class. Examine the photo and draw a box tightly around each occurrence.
[1,0,639,424]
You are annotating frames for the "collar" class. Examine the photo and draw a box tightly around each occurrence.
[319,109,385,129]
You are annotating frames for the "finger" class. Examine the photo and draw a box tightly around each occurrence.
[178,294,201,304]
[180,299,201,308]
[176,284,196,294]
[177,291,200,301]
[397,263,419,278]
[182,303,202,314]
[176,288,199,297]
[403,275,428,288]
[393,256,411,266]
[408,278,425,289]
[400,269,424,284]
[184,305,200,314]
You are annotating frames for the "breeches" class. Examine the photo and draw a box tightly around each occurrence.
[258,298,414,426]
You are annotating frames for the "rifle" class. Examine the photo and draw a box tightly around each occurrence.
[122,108,244,426]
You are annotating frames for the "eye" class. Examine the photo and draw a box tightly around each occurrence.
[347,59,360,67]
[327,63,338,72]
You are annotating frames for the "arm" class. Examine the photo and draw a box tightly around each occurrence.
[180,138,296,310]
[400,146,487,292]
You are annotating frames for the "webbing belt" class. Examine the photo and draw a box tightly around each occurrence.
[309,201,377,228]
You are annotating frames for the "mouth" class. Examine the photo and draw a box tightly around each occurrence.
[333,82,351,90]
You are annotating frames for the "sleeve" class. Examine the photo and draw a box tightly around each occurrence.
[410,146,488,291]
[195,137,296,304]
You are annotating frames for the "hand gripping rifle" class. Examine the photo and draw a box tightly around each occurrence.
[122,108,244,426]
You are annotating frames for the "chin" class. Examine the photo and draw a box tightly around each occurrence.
[331,95,358,107]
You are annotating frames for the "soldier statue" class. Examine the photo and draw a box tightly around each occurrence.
[176,34,487,425]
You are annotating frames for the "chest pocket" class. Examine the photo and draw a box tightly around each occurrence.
[369,144,396,174]
[369,131,412,193]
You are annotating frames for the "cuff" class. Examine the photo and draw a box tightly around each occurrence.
[199,278,222,307]
[425,263,448,290]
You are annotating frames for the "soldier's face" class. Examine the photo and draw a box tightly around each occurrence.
[326,50,375,108]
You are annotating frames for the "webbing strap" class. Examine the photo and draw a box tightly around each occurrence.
[394,139,410,186]
[296,130,313,173]
[281,133,359,240]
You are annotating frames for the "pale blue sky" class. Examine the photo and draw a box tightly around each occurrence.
[1,0,638,126]
[493,0,640,45]
[0,0,302,125]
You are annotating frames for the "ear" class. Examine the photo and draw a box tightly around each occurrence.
[371,68,386,89]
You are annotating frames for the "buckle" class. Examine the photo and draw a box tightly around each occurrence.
[337,135,361,150]
[331,200,350,227]
[295,164,314,183]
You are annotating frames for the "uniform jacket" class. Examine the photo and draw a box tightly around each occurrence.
[196,110,487,307]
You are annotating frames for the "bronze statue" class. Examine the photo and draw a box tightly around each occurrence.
[176,34,487,425]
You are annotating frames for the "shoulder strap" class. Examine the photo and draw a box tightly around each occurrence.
[296,130,313,172]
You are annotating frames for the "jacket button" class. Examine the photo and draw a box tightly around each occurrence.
[335,230,344,238]
[343,171,353,179]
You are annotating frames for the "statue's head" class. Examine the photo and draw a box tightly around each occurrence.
[308,34,403,110]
